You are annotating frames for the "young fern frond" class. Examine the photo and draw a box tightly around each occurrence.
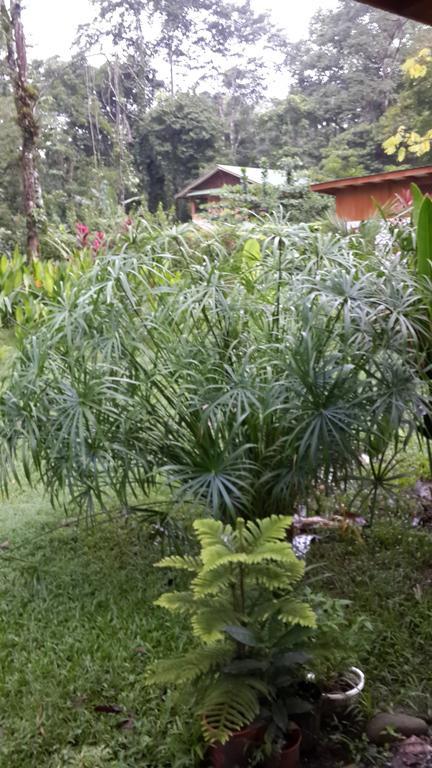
[243,515,293,548]
[193,518,232,548]
[200,678,264,743]
[200,550,249,574]
[249,560,305,589]
[155,591,194,613]
[150,516,316,742]
[277,599,317,628]
[191,604,240,643]
[147,645,232,685]
[191,570,235,597]
[243,543,304,567]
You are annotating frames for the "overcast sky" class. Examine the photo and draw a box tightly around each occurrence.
[23,0,338,60]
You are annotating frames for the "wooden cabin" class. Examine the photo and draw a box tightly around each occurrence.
[176,165,286,220]
[356,0,432,25]
[311,165,432,224]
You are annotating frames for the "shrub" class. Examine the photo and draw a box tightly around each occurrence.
[0,214,425,522]
[147,515,315,743]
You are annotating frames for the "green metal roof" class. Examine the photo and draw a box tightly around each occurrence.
[185,188,222,198]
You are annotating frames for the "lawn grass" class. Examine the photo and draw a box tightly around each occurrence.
[0,328,199,768]
[308,522,432,719]
[1,498,432,768]
[0,511,201,768]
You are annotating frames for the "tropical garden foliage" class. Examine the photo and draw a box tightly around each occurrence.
[2,1,432,767]
[0,203,430,766]
[1,0,432,250]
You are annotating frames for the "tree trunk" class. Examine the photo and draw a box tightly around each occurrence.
[2,1,43,260]
[113,58,125,204]
[168,44,175,97]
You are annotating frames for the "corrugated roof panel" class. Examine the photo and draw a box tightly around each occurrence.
[218,165,287,186]
[176,164,288,198]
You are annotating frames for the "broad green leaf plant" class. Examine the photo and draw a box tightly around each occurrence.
[405,185,432,465]
[147,515,316,744]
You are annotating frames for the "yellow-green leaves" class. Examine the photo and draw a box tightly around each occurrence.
[383,126,406,156]
[154,591,194,612]
[277,599,317,628]
[243,514,292,546]
[242,238,261,264]
[147,645,231,686]
[397,146,406,163]
[384,125,432,160]
[153,515,314,650]
[402,48,432,80]
[155,554,200,571]
[201,679,261,743]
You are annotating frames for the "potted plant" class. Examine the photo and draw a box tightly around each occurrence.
[306,592,370,714]
[265,725,302,768]
[257,703,303,768]
[146,515,317,767]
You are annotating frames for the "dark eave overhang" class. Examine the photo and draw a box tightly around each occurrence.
[356,0,432,26]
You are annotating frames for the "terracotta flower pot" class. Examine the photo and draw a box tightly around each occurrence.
[264,727,302,768]
[209,721,267,768]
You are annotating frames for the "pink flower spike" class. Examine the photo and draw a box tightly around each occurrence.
[92,231,106,253]
[76,222,90,247]
[76,222,90,236]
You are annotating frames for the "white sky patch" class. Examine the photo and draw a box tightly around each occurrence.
[23,0,338,61]
[24,0,93,59]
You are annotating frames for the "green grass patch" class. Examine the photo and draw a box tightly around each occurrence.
[308,522,432,720]
[0,515,202,768]
[3,506,432,768]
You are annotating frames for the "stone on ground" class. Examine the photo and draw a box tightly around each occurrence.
[367,713,428,745]
[391,735,432,767]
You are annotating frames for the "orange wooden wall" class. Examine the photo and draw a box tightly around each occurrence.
[335,180,432,220]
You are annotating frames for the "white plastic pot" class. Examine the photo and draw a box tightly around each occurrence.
[321,667,365,712]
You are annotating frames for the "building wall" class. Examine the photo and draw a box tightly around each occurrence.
[189,194,221,220]
[335,179,432,220]
[188,171,241,219]
[193,170,240,193]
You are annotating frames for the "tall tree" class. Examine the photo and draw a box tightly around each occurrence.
[152,0,213,96]
[284,0,416,171]
[256,95,323,168]
[0,83,21,247]
[136,92,222,208]
[211,61,266,163]
[0,1,42,259]
[81,0,277,96]
[35,56,119,219]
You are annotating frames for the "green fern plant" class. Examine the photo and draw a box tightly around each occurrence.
[147,515,316,744]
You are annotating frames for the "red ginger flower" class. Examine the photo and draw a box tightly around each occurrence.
[76,222,90,247]
[92,231,106,253]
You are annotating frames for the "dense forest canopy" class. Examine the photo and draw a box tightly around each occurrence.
[0,0,432,248]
